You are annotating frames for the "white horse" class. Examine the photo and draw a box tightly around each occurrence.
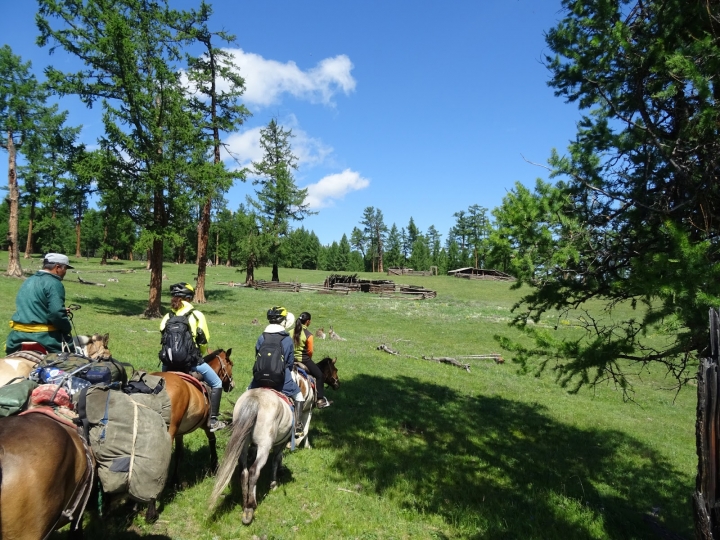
[291,357,340,449]
[0,334,112,386]
[209,388,293,525]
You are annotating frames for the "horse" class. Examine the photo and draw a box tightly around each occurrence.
[0,334,112,387]
[209,388,293,525]
[292,357,340,448]
[0,409,94,539]
[152,349,235,484]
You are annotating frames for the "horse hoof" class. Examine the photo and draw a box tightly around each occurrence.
[242,508,254,525]
[270,480,277,490]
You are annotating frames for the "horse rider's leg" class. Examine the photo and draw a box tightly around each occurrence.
[197,363,226,432]
[270,447,284,490]
[305,358,327,402]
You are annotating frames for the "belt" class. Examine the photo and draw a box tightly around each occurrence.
[8,321,57,333]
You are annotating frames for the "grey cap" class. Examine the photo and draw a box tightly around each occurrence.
[44,253,74,269]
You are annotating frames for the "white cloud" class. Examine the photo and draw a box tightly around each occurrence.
[304,169,370,209]
[219,48,356,107]
[222,119,333,170]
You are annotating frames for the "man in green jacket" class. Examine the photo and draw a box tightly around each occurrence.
[5,253,75,354]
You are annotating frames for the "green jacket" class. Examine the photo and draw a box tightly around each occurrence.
[5,271,73,354]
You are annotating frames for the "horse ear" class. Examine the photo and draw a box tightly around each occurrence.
[332,357,337,364]
[102,333,110,347]
[226,348,232,359]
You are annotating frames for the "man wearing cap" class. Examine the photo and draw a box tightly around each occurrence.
[5,253,75,354]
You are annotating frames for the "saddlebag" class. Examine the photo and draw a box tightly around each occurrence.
[0,379,38,417]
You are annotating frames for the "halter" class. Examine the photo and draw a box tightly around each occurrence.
[211,351,234,388]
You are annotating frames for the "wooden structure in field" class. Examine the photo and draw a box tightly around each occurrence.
[447,267,515,282]
[252,274,437,300]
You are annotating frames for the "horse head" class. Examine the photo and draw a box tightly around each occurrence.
[318,356,339,390]
[76,333,111,360]
[205,348,235,392]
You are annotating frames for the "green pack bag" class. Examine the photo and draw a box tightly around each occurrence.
[0,379,38,417]
[75,385,171,502]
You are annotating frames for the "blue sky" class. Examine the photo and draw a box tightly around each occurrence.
[2,0,580,246]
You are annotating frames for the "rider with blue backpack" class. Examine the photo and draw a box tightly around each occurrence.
[159,282,227,432]
[250,306,303,436]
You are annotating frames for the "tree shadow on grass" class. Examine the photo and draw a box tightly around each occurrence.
[316,375,693,539]
[74,295,151,317]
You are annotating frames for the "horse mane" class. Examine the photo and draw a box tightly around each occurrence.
[204,349,224,362]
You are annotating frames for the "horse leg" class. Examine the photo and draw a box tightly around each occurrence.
[242,445,270,525]
[145,499,158,523]
[206,428,218,472]
[171,434,184,487]
[303,410,313,449]
[269,448,284,490]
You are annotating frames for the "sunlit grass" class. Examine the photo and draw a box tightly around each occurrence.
[0,256,697,539]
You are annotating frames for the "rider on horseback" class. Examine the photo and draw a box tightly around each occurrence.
[250,306,304,436]
[293,312,332,409]
[5,253,76,355]
[159,282,227,432]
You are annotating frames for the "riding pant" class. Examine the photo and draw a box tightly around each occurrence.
[161,362,222,389]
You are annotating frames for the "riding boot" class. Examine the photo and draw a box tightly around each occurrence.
[294,400,304,436]
[208,387,227,432]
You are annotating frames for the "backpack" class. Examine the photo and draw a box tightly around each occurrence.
[253,332,286,388]
[159,309,201,371]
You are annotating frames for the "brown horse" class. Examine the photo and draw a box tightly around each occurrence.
[0,334,112,387]
[292,357,340,449]
[152,349,235,483]
[0,410,93,539]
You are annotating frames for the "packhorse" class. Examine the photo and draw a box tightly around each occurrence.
[0,409,94,539]
[152,349,235,484]
[0,334,113,387]
[209,388,294,525]
[292,357,340,448]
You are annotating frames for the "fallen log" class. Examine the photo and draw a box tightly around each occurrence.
[78,276,106,287]
[377,344,400,355]
[457,354,505,364]
[421,356,471,372]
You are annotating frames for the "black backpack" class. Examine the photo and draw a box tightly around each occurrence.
[253,332,286,388]
[158,310,201,371]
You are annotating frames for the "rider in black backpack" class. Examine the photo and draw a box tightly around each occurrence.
[159,282,227,432]
[250,306,303,435]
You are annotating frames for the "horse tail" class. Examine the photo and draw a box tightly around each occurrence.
[209,394,259,509]
[0,445,4,529]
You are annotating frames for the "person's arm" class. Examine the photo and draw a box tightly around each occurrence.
[306,333,314,359]
[283,336,295,369]
[45,279,72,334]
[159,313,169,331]
[192,311,210,355]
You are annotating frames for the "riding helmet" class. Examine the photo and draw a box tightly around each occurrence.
[169,282,194,299]
[267,306,287,324]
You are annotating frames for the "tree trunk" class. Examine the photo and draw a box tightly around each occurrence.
[101,224,108,265]
[179,244,186,264]
[6,130,23,277]
[75,221,82,257]
[272,261,279,282]
[194,197,211,303]
[215,230,219,266]
[144,237,164,318]
[146,249,152,271]
[24,201,35,259]
[245,254,255,285]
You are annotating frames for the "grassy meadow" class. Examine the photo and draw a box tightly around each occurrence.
[0,256,698,539]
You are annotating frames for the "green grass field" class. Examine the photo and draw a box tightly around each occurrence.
[0,257,697,539]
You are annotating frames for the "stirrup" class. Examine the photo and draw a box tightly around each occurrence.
[316,398,332,409]
[209,418,227,432]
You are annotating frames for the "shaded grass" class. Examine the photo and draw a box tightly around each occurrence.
[0,257,697,539]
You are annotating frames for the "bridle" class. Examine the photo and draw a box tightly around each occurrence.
[212,351,234,390]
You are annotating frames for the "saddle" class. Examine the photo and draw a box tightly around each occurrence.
[176,371,210,401]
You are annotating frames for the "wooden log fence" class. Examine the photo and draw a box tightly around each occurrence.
[251,278,437,300]
[695,308,720,539]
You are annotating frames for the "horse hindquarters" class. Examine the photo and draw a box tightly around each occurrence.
[0,416,86,540]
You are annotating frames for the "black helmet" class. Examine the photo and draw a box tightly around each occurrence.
[169,282,194,299]
[267,306,288,324]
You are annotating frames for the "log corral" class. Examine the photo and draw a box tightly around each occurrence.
[251,274,437,299]
[447,267,515,282]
